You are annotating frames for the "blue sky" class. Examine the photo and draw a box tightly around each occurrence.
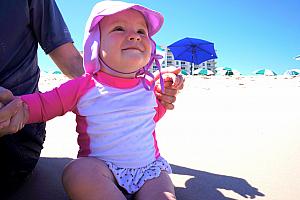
[38,0,300,75]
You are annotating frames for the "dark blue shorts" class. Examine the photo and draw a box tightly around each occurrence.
[0,122,46,197]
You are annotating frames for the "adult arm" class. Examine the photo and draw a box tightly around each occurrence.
[49,42,84,79]
[30,0,84,79]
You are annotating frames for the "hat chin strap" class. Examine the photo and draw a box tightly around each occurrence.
[98,57,140,75]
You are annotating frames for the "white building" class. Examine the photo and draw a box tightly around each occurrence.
[151,45,217,74]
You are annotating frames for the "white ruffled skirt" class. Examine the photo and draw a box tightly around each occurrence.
[105,157,172,194]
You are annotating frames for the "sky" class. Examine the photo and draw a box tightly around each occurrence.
[38,0,300,75]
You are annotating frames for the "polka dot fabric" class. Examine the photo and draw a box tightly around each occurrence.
[105,157,172,194]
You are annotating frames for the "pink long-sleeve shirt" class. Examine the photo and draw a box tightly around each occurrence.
[21,72,166,168]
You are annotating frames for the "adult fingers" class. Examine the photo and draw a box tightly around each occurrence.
[0,102,28,135]
[0,87,14,104]
[0,99,22,123]
[22,102,29,124]
[0,119,10,130]
[9,108,25,133]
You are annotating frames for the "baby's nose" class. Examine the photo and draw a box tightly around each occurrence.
[128,33,141,41]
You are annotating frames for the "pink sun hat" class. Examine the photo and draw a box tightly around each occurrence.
[83,0,164,75]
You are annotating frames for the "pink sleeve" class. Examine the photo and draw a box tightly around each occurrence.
[154,99,166,122]
[21,75,94,123]
[145,79,166,122]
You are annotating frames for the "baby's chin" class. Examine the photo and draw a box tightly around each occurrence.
[118,61,148,71]
[117,65,143,73]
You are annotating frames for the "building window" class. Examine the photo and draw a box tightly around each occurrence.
[181,61,186,64]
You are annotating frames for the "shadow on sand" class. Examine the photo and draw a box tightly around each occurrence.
[5,158,265,200]
[6,157,72,200]
[171,164,265,200]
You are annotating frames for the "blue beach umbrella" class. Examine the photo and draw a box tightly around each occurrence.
[168,37,217,75]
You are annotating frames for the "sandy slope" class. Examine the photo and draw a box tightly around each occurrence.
[39,75,300,200]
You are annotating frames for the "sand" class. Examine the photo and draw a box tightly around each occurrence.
[10,74,300,200]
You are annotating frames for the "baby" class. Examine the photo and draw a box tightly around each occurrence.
[18,1,182,199]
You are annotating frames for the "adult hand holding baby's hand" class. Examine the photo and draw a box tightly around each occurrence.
[154,67,185,110]
[0,87,29,137]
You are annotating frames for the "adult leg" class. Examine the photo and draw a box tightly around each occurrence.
[0,123,45,197]
[135,171,176,200]
[62,157,127,200]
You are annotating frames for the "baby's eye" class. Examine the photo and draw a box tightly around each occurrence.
[113,26,124,32]
[137,29,147,35]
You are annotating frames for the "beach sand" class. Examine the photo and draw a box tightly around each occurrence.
[9,75,300,200]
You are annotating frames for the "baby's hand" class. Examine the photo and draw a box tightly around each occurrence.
[154,69,185,110]
[162,72,185,90]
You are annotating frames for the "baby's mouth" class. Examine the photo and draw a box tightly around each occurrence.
[122,47,143,52]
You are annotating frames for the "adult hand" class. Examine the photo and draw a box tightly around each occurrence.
[0,87,28,137]
[154,66,185,110]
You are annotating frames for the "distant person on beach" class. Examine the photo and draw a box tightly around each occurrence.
[4,1,182,199]
[0,0,183,198]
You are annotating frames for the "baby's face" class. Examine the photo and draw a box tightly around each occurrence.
[99,9,152,77]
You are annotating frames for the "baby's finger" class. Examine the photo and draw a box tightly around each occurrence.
[155,81,173,94]
[156,92,177,104]
[153,66,181,82]
[172,74,185,89]
[162,73,176,85]
[159,100,175,110]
